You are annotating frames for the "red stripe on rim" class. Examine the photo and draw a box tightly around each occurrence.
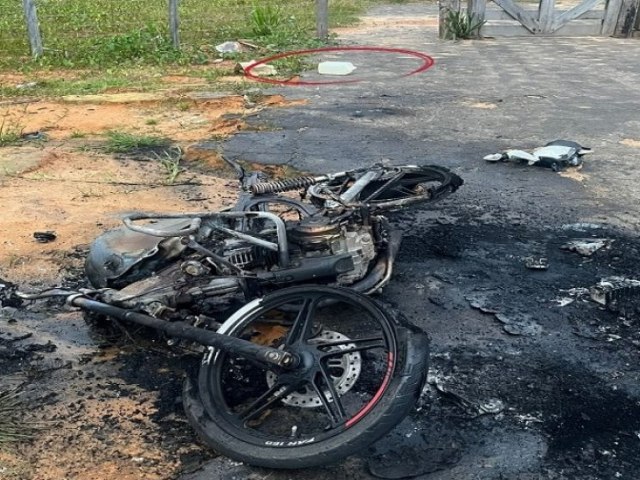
[345,351,394,428]
[243,46,435,86]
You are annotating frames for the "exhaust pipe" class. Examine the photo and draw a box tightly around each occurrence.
[352,230,402,294]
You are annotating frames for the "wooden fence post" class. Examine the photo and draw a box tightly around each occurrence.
[614,0,639,36]
[22,0,43,57]
[467,0,486,36]
[602,0,623,35]
[316,0,329,40]
[439,0,461,38]
[169,0,180,49]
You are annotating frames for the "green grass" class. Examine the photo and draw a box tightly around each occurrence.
[0,65,241,98]
[104,131,171,153]
[0,0,415,97]
[0,0,386,70]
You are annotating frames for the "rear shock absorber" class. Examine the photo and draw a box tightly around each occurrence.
[250,176,321,195]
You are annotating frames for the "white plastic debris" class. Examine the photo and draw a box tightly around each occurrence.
[485,149,537,163]
[215,41,245,53]
[318,61,356,76]
[484,140,592,171]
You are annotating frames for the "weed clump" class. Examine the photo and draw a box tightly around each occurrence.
[443,10,485,40]
[0,119,24,147]
[104,131,171,154]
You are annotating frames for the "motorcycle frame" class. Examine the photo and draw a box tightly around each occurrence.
[19,163,458,367]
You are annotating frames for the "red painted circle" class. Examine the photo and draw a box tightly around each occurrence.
[243,46,435,86]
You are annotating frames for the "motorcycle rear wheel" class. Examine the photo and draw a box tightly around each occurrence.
[183,286,429,469]
[309,165,463,212]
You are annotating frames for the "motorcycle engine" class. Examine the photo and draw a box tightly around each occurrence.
[93,216,378,316]
[286,216,376,285]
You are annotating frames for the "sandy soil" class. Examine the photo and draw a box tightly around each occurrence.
[333,15,439,35]
[0,89,299,480]
[0,92,302,285]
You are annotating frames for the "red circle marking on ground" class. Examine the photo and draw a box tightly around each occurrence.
[243,46,435,86]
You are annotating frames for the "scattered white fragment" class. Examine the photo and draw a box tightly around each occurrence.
[478,399,505,414]
[561,222,604,231]
[561,238,611,257]
[318,61,356,76]
[555,297,575,307]
[237,60,277,76]
[483,153,504,162]
[16,81,37,89]
[215,41,244,53]
[516,413,544,424]
[524,256,549,270]
[563,287,590,297]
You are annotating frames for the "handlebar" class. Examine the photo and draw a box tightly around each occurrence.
[123,214,202,237]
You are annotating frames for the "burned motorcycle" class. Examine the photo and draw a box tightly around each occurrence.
[21,160,462,468]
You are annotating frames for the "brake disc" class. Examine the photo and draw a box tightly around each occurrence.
[266,329,362,408]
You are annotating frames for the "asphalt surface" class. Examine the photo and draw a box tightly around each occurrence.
[186,4,640,479]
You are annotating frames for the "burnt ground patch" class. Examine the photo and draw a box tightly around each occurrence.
[113,347,214,470]
[424,349,640,479]
[375,201,640,479]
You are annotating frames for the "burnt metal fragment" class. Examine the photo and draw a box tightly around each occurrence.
[33,231,56,243]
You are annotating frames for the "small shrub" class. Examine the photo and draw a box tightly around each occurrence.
[88,25,183,66]
[156,147,184,184]
[444,11,485,40]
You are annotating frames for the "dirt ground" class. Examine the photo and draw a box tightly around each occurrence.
[0,91,303,285]
[0,88,301,479]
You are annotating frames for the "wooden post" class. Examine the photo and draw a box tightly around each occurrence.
[169,0,180,49]
[22,0,43,57]
[467,0,486,36]
[439,0,461,38]
[538,0,557,32]
[614,0,639,36]
[316,0,329,40]
[602,0,623,35]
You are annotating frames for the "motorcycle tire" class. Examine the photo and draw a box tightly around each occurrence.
[183,286,429,469]
[310,165,463,212]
